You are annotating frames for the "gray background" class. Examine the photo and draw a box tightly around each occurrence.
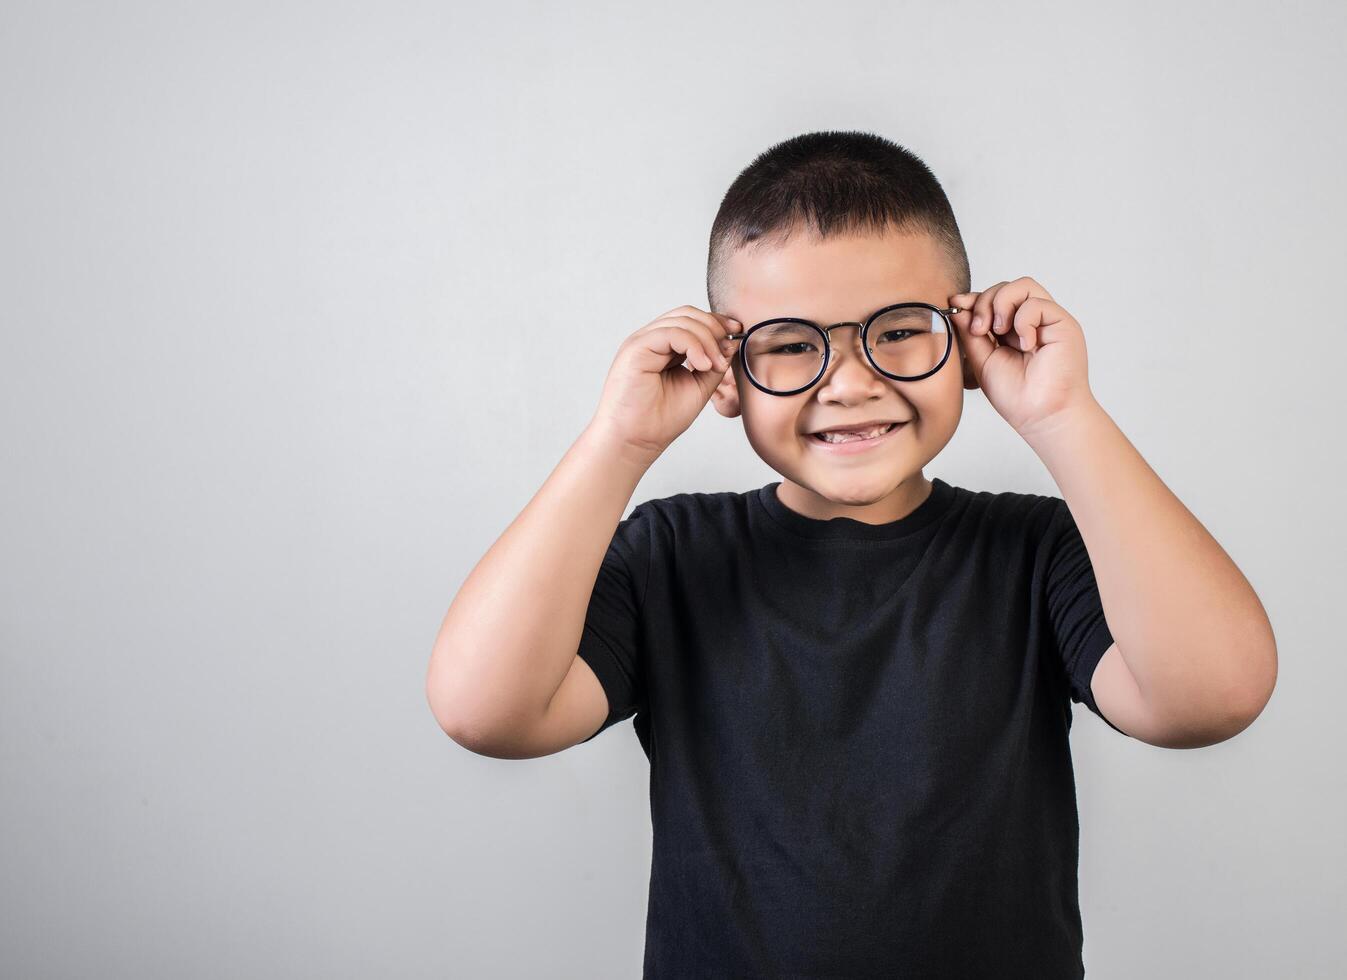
[2,1,1343,977]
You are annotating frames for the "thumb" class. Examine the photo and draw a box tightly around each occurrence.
[949,300,996,391]
[695,358,734,399]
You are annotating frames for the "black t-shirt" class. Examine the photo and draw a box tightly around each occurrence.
[576,477,1127,979]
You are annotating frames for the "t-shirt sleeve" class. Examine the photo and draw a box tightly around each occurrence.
[575,501,653,743]
[1043,497,1130,737]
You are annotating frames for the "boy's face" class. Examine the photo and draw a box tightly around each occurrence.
[710,226,970,523]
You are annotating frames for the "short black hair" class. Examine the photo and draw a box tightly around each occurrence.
[706,130,971,312]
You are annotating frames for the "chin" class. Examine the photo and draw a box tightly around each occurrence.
[797,467,911,506]
[816,478,901,506]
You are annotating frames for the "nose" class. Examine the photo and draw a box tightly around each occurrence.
[817,324,884,389]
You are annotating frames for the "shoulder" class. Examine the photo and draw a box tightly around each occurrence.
[953,481,1056,519]
[627,487,755,532]
[945,483,1066,545]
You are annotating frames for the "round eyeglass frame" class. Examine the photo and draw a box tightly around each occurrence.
[722,302,965,397]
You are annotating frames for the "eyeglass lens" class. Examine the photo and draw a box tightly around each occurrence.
[743,307,950,393]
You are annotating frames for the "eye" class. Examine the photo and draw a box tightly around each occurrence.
[766,342,820,356]
[874,329,916,344]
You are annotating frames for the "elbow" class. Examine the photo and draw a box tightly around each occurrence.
[426,646,473,743]
[1221,658,1278,741]
[1237,612,1279,718]
[435,712,499,755]
[1142,644,1278,749]
[424,656,530,757]
[426,680,496,754]
[1195,647,1279,746]
[1231,627,1278,730]
[1206,616,1280,743]
[426,680,464,743]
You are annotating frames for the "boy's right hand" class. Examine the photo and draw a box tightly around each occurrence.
[588,305,739,464]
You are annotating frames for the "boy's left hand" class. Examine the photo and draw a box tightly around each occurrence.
[950,277,1098,438]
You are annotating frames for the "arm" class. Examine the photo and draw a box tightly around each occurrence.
[427,304,735,756]
[1023,399,1278,748]
[951,276,1277,749]
[425,419,654,755]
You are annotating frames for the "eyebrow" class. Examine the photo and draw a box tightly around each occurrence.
[754,301,954,328]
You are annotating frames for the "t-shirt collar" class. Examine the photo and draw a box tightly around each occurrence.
[756,477,956,541]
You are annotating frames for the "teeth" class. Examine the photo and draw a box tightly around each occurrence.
[817,423,895,443]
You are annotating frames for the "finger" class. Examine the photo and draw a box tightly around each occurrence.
[711,311,742,339]
[663,304,737,341]
[643,307,740,364]
[713,314,743,359]
[971,282,1008,335]
[703,312,743,365]
[636,324,713,373]
[689,354,736,402]
[949,291,981,314]
[673,317,727,371]
[947,295,998,385]
[948,292,982,352]
[990,277,1055,338]
[1017,275,1054,303]
[647,316,727,371]
[676,316,732,371]
[947,299,977,337]
[1009,297,1069,353]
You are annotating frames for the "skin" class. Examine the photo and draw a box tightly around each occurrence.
[429,224,1276,756]
[709,225,973,524]
[953,275,1277,747]
[707,227,1277,749]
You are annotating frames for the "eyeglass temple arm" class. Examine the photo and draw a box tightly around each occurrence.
[722,307,965,341]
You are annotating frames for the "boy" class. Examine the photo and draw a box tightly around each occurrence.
[426,131,1277,978]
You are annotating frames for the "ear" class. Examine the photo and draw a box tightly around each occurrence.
[710,360,742,418]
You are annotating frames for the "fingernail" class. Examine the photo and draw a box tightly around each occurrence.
[971,315,983,332]
[993,314,1003,332]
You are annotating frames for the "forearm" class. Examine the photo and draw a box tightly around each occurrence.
[1021,399,1278,728]
[426,419,655,735]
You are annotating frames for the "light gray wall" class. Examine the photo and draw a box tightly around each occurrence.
[2,2,1342,977]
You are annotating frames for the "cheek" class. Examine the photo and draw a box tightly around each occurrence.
[745,413,797,446]
[740,400,807,456]
[744,396,803,433]
[909,356,964,407]
[912,374,965,435]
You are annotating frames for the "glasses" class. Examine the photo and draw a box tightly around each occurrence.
[723,302,964,396]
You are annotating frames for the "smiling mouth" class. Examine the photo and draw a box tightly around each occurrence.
[810,422,903,444]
